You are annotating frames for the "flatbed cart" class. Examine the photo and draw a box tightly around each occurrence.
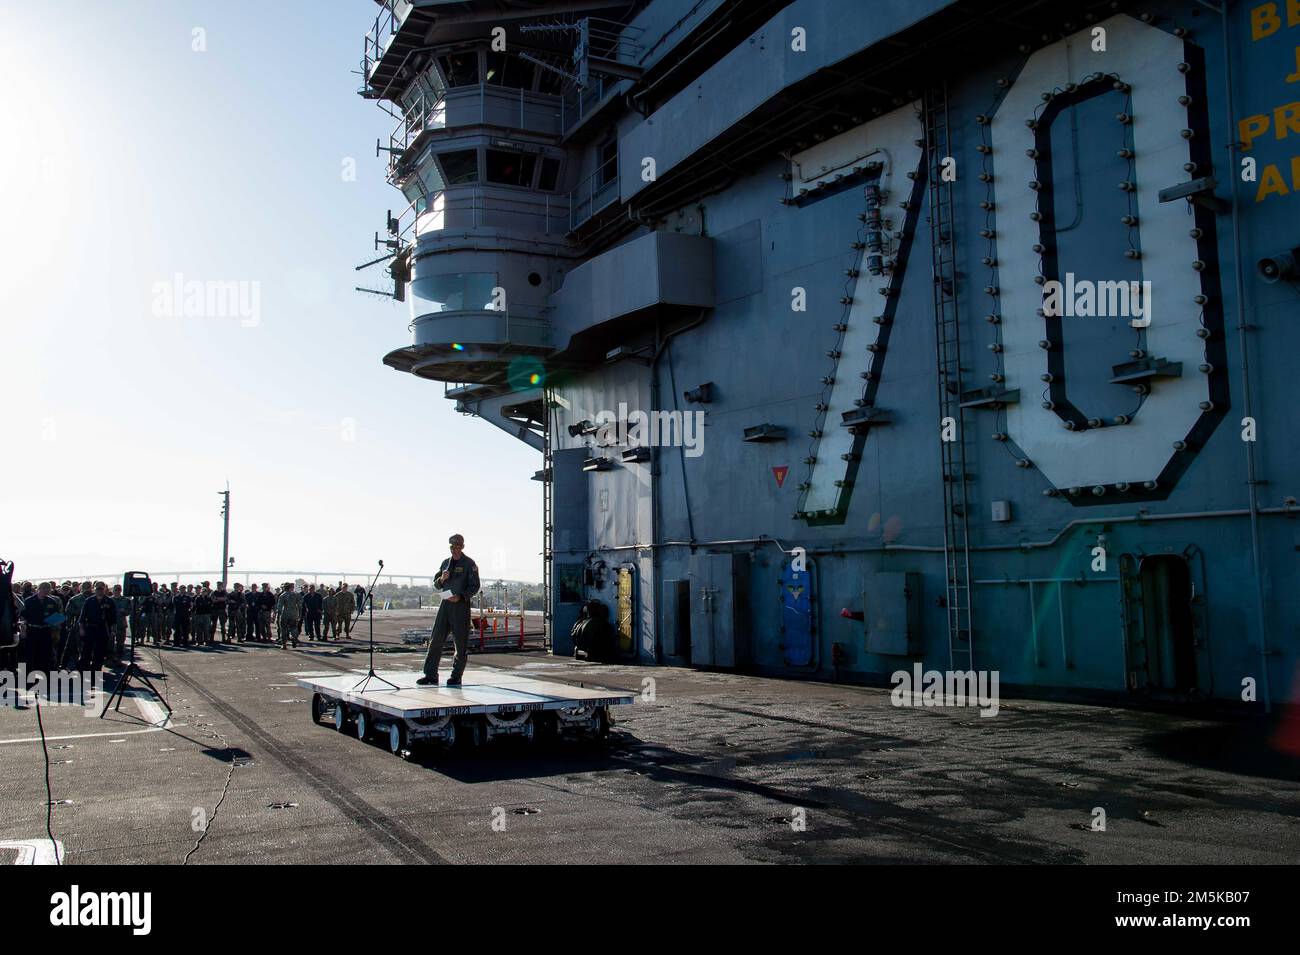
[297,667,634,756]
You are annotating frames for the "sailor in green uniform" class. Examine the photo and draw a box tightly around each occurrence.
[417,534,480,687]
[61,581,92,668]
[275,582,303,649]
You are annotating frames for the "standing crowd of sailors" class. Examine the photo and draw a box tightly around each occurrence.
[9,578,369,677]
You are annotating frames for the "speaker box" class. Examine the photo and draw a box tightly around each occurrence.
[122,571,152,598]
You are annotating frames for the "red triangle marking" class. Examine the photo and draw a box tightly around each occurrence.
[772,466,789,488]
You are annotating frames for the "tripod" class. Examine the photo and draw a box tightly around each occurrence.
[100,595,172,720]
[352,560,398,693]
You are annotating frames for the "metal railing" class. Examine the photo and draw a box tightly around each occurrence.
[421,189,570,237]
[411,308,552,351]
[387,87,447,173]
[566,153,619,230]
[378,184,573,265]
[362,0,413,82]
[576,18,646,70]
[386,85,563,183]
[504,312,551,347]
[560,72,613,133]
[377,193,421,257]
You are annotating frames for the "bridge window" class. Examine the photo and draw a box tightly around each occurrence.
[438,51,479,88]
[597,138,618,188]
[409,272,499,314]
[538,157,560,191]
[486,149,537,187]
[437,149,479,185]
[484,51,536,90]
[537,67,564,96]
[400,179,424,209]
[401,65,444,115]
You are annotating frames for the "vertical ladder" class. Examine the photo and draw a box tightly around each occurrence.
[541,388,555,650]
[925,84,975,672]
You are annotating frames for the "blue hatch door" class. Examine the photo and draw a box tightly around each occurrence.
[779,558,815,667]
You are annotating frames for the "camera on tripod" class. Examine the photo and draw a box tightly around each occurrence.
[100,570,172,721]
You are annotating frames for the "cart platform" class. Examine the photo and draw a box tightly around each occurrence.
[297,667,633,753]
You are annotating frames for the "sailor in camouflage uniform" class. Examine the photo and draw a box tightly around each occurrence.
[61,581,92,668]
[192,586,214,646]
[111,584,130,657]
[155,584,172,644]
[275,582,303,649]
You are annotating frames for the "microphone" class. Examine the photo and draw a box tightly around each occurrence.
[378,559,384,568]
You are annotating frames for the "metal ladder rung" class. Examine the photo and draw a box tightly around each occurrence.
[926,85,974,672]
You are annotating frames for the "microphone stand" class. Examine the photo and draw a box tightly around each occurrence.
[352,560,398,692]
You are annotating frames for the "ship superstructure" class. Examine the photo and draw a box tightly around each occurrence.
[358,0,1300,708]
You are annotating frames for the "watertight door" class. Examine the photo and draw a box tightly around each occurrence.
[779,558,814,667]
[1119,554,1148,691]
[689,554,717,666]
[616,565,635,657]
[1139,555,1197,693]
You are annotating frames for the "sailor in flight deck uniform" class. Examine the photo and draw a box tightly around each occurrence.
[417,534,480,687]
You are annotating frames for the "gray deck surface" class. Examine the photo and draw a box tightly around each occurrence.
[2,610,1298,864]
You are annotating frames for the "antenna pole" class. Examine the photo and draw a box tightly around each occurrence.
[219,484,231,589]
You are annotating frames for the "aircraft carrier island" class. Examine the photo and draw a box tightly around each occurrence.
[363,0,1300,710]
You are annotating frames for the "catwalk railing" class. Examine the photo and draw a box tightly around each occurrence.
[362,0,413,85]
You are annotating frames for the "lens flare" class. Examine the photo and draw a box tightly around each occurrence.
[507,356,546,390]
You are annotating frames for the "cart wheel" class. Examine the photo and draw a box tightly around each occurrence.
[388,722,407,755]
[534,713,558,746]
[311,693,328,725]
[333,702,348,732]
[592,706,610,742]
[355,708,371,741]
[522,717,535,744]
[442,719,457,748]
[457,717,484,749]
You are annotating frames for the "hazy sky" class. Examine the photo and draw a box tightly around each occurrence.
[0,1,542,583]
